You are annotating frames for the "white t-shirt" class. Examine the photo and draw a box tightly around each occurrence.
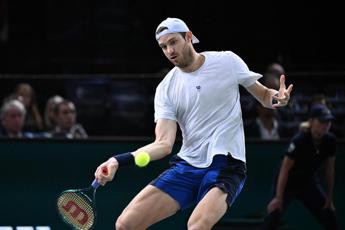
[154,51,262,167]
[256,118,280,140]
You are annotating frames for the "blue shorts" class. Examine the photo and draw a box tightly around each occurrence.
[151,154,247,210]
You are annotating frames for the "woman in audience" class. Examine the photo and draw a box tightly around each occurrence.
[14,83,44,132]
[44,95,64,131]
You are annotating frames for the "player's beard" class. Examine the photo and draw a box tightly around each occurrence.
[174,46,194,69]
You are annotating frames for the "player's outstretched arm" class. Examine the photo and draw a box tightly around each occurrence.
[247,74,293,109]
[95,119,177,186]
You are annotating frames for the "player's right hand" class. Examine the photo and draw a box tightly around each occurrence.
[94,157,119,186]
[267,197,283,213]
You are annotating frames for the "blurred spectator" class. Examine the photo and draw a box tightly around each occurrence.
[14,83,44,132]
[309,94,327,107]
[263,63,285,89]
[51,99,88,139]
[245,102,291,140]
[44,95,64,131]
[245,64,295,140]
[0,99,34,138]
[266,63,285,76]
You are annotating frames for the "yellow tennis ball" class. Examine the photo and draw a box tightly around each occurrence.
[135,152,150,167]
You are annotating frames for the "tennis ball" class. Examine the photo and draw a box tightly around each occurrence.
[135,152,150,167]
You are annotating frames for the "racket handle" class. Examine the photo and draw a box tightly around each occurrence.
[92,166,109,189]
[92,179,100,189]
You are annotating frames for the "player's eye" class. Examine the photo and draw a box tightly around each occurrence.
[169,40,176,46]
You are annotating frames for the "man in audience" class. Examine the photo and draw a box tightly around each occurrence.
[0,99,34,138]
[245,101,291,140]
[263,63,285,89]
[51,99,88,139]
[44,95,64,131]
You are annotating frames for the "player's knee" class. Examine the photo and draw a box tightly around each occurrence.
[115,218,125,230]
[115,215,134,230]
[187,217,212,230]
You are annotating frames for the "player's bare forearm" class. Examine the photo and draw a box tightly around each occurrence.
[263,87,279,109]
[246,81,277,109]
[96,119,177,185]
[133,119,177,161]
[247,75,293,109]
[133,140,174,161]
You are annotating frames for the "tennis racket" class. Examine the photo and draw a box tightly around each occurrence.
[57,167,108,230]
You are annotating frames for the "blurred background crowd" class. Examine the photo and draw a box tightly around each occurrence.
[1,62,344,140]
[1,0,344,140]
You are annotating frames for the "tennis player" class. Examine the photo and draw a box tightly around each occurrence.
[95,17,293,230]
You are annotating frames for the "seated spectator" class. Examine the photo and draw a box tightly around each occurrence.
[51,99,88,139]
[44,95,64,131]
[245,63,293,139]
[245,102,291,140]
[14,83,44,132]
[266,62,285,76]
[0,99,34,138]
[263,62,285,89]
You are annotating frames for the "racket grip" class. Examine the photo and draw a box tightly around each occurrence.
[92,179,100,189]
[92,166,109,189]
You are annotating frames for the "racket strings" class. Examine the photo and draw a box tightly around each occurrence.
[57,191,95,230]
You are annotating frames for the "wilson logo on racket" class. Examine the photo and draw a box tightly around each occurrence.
[57,167,108,230]
[62,200,90,224]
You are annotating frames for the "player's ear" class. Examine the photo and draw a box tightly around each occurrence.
[185,31,193,43]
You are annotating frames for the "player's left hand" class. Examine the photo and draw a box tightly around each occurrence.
[272,75,293,108]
